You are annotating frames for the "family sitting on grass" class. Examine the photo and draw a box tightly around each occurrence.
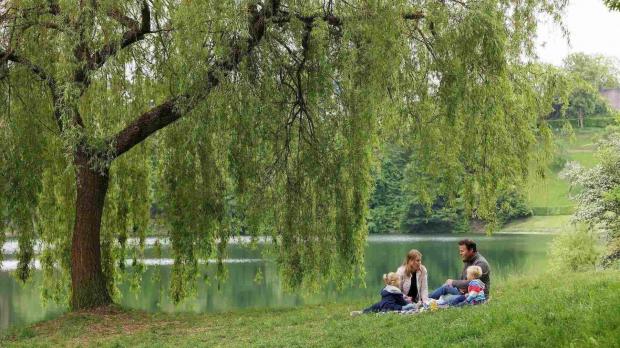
[351,239,490,316]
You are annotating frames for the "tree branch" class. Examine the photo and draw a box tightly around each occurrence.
[0,47,65,131]
[111,7,424,159]
[111,3,272,159]
[413,26,439,62]
[403,11,425,20]
[74,1,152,89]
[106,7,140,31]
[112,96,185,158]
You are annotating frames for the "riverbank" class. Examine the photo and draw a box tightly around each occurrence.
[2,270,618,347]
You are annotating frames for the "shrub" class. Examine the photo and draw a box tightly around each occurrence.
[496,190,532,224]
[549,225,602,272]
[560,133,620,266]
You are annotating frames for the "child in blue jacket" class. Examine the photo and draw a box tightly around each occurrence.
[351,272,415,315]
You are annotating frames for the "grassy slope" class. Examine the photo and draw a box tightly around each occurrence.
[500,215,572,233]
[513,128,604,232]
[3,270,619,348]
[526,128,601,209]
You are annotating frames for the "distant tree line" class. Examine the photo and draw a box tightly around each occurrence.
[368,145,531,234]
[547,53,620,125]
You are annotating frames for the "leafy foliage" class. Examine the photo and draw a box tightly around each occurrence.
[605,0,620,11]
[563,53,620,90]
[549,224,601,272]
[400,195,470,234]
[563,53,620,121]
[543,53,619,122]
[560,133,620,266]
[367,146,408,234]
[368,145,531,234]
[495,189,532,224]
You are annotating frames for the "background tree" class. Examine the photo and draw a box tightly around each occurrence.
[367,145,409,234]
[368,144,532,235]
[563,52,620,90]
[561,53,619,124]
[1,0,566,310]
[566,81,603,127]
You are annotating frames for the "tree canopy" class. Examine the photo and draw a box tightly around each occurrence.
[540,53,620,123]
[1,0,567,308]
[563,52,620,90]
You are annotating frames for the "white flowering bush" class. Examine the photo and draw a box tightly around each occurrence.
[559,133,620,267]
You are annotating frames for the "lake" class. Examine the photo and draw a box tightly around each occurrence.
[0,233,553,331]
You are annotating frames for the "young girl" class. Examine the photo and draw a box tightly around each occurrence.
[351,272,416,316]
[451,265,486,306]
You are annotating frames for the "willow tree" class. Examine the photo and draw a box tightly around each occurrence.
[1,0,566,310]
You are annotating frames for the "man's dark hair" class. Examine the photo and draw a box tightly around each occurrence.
[458,239,477,252]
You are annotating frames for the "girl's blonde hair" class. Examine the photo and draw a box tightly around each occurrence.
[402,249,422,275]
[466,265,482,279]
[383,272,400,286]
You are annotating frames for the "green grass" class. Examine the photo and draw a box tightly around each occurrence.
[567,151,598,169]
[526,174,575,208]
[527,127,603,211]
[3,270,619,347]
[500,215,572,233]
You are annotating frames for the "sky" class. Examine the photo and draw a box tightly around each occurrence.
[536,0,620,66]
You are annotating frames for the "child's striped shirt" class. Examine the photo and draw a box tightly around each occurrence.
[466,279,486,304]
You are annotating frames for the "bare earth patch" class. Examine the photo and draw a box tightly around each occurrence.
[21,305,155,345]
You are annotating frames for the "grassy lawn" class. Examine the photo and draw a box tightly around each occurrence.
[527,127,603,211]
[500,215,572,233]
[526,174,575,209]
[3,270,619,347]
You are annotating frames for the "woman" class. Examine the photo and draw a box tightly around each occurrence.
[396,249,428,305]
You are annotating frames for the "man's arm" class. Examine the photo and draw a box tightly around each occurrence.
[450,279,469,289]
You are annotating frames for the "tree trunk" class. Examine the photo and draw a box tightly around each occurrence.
[70,151,112,310]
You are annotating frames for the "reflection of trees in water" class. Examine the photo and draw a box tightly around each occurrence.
[117,261,302,313]
[0,272,65,331]
[481,237,552,279]
[0,273,13,330]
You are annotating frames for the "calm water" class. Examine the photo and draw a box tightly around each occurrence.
[0,233,553,331]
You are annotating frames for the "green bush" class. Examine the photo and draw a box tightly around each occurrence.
[549,225,602,272]
[400,196,470,234]
[496,190,532,224]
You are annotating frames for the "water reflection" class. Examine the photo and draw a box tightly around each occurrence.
[0,234,552,331]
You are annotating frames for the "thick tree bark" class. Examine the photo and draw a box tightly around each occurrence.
[70,150,112,310]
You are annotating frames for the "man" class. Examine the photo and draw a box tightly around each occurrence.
[429,239,491,305]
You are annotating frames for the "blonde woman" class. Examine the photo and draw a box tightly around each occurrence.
[396,249,429,304]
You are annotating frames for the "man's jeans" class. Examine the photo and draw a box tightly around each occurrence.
[429,284,462,305]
